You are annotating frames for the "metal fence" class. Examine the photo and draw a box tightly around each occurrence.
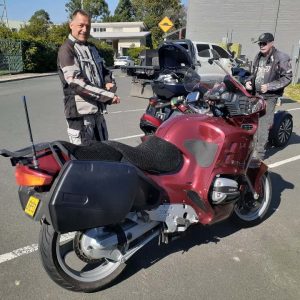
[0,38,23,74]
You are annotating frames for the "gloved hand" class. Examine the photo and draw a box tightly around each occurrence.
[170,98,178,107]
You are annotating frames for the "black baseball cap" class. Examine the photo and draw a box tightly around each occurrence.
[255,32,274,43]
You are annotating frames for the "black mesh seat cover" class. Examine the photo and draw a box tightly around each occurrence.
[57,136,182,174]
[104,136,183,174]
[57,140,122,161]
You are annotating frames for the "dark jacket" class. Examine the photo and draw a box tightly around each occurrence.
[57,34,115,118]
[248,47,292,97]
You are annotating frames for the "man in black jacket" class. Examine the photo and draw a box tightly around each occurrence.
[57,9,120,145]
[245,32,292,162]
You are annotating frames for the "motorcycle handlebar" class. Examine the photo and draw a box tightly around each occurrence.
[155,97,184,109]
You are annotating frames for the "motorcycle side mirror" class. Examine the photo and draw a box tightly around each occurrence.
[186,91,200,103]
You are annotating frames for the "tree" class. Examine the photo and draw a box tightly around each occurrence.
[113,0,135,21]
[0,23,13,38]
[131,0,183,47]
[48,23,70,44]
[29,9,52,24]
[65,0,110,21]
[19,9,52,39]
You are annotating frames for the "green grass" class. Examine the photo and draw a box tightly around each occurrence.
[0,71,9,76]
[284,84,300,101]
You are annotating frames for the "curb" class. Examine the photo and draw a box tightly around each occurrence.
[0,72,57,83]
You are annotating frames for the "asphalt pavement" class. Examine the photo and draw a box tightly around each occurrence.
[0,72,300,300]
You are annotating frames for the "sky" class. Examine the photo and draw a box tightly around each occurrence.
[5,0,187,23]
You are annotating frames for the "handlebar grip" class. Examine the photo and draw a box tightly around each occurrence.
[155,102,172,109]
[155,98,183,109]
[207,94,220,101]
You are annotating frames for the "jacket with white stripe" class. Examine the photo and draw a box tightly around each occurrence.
[57,34,114,118]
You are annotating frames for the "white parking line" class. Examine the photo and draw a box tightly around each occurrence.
[110,108,145,114]
[268,155,300,169]
[0,153,300,265]
[112,134,143,141]
[0,244,38,264]
[0,233,75,264]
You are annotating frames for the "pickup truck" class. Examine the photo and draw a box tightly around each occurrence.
[125,39,236,98]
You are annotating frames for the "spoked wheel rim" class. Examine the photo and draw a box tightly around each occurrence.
[277,117,293,145]
[55,232,122,283]
[234,175,271,222]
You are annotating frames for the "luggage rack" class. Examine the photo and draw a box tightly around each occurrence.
[0,141,75,167]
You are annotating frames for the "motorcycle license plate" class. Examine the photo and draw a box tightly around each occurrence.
[156,112,166,120]
[24,196,40,217]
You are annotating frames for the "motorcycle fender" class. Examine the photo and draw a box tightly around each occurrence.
[247,162,268,195]
[48,160,139,233]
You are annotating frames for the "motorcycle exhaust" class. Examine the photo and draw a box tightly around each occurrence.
[78,218,160,262]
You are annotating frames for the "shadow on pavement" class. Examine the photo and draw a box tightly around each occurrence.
[265,132,300,159]
[266,171,294,219]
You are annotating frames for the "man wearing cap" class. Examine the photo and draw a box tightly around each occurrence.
[245,32,292,162]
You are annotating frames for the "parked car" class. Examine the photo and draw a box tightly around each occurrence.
[114,56,134,68]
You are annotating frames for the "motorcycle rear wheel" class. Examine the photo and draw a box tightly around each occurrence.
[231,173,272,227]
[38,224,126,293]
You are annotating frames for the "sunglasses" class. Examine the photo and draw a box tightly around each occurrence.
[258,42,268,47]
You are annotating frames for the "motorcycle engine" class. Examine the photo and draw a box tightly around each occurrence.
[211,177,240,204]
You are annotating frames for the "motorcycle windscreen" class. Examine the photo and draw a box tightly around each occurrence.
[48,160,138,233]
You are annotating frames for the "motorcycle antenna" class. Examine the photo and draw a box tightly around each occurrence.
[22,96,39,169]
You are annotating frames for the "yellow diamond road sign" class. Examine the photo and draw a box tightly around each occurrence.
[159,16,174,33]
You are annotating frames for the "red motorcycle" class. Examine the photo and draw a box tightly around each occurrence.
[0,75,271,292]
[140,43,293,148]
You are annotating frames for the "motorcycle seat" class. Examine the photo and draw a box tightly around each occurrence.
[105,136,183,174]
[57,136,183,174]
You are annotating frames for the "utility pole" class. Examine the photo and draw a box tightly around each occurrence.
[292,40,300,85]
[81,0,84,10]
[0,0,9,27]
[274,0,281,38]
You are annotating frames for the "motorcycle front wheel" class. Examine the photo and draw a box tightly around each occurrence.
[231,173,272,227]
[38,224,126,293]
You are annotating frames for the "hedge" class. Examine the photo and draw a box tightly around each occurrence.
[1,37,114,73]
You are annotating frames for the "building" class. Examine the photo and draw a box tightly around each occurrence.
[186,0,300,81]
[7,19,25,31]
[91,21,151,56]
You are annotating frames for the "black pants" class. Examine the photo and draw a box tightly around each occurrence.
[66,114,108,145]
[253,96,277,160]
